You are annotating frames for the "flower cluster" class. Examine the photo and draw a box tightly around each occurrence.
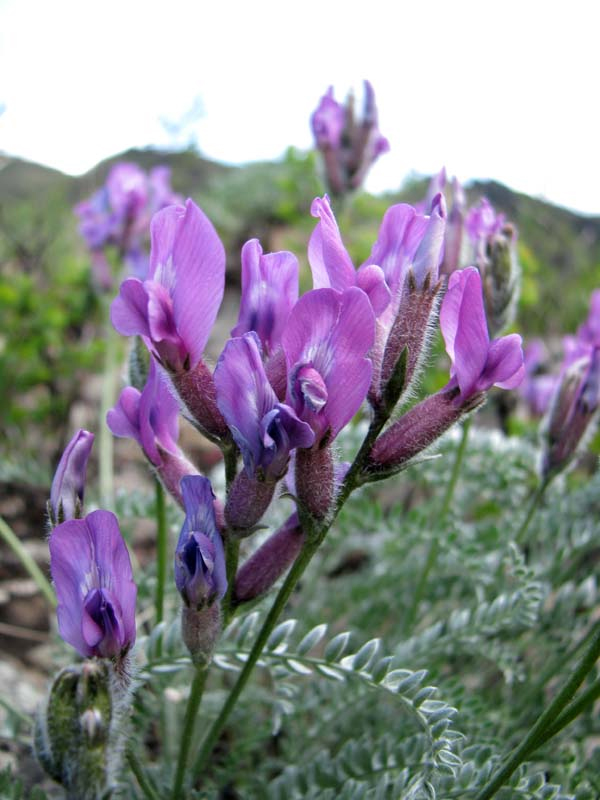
[49,190,528,667]
[74,162,182,288]
[310,81,389,198]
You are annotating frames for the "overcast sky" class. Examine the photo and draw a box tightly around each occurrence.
[1,0,599,215]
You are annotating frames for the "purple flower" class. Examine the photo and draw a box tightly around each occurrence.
[311,86,346,150]
[440,177,466,276]
[231,239,299,356]
[520,339,558,416]
[465,197,506,245]
[310,81,389,196]
[215,333,314,481]
[50,429,95,523]
[110,199,225,372]
[49,510,137,659]
[440,267,524,401]
[282,287,375,444]
[365,196,446,311]
[174,476,227,609]
[107,359,179,467]
[75,163,182,259]
[308,196,390,316]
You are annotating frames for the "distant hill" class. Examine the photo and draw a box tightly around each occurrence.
[1,147,599,335]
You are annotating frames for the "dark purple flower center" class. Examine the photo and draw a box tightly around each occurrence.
[83,587,124,657]
[176,531,217,608]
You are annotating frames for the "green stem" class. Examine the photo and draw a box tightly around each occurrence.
[515,479,549,547]
[523,620,598,716]
[534,676,600,748]
[440,418,471,519]
[474,619,600,800]
[189,539,320,787]
[126,749,161,800]
[171,666,210,800]
[222,538,240,626]
[0,515,55,608]
[99,312,118,511]
[154,480,167,628]
[404,419,471,632]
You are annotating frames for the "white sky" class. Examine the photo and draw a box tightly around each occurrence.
[1,0,599,215]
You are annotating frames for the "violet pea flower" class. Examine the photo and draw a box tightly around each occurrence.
[107,359,179,467]
[49,510,137,659]
[231,239,299,356]
[440,267,524,402]
[174,476,227,609]
[215,333,314,481]
[282,287,375,445]
[110,199,225,372]
[308,195,391,316]
[50,429,95,524]
[465,197,506,245]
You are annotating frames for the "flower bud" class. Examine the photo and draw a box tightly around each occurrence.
[34,660,124,799]
[234,513,305,603]
[365,389,484,481]
[225,470,277,534]
[541,348,600,480]
[171,360,229,443]
[49,429,95,526]
[481,223,520,337]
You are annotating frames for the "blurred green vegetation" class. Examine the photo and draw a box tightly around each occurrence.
[1,146,599,476]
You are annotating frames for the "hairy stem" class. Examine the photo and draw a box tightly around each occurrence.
[475,619,600,800]
[154,479,167,629]
[171,665,210,799]
[0,515,55,607]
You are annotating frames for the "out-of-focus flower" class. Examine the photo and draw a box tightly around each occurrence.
[440,267,524,402]
[577,289,600,347]
[49,511,137,659]
[311,81,389,197]
[49,429,95,525]
[111,199,225,373]
[541,347,600,480]
[519,340,558,417]
[174,476,227,609]
[75,163,182,285]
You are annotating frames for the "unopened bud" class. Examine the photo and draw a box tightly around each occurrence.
[49,429,94,526]
[234,513,305,603]
[225,470,277,535]
[541,349,600,480]
[34,660,121,799]
[481,224,520,337]
[366,388,484,481]
[171,360,229,443]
